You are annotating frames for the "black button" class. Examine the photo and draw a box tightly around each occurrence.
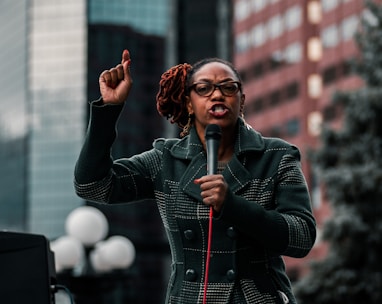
[226,269,236,282]
[184,229,195,240]
[226,226,237,239]
[185,269,197,281]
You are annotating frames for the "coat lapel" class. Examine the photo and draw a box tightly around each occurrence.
[171,128,206,201]
[223,154,253,193]
[172,119,266,201]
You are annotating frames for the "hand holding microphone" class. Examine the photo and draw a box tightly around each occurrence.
[194,124,228,212]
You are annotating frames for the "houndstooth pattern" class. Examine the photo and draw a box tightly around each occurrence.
[74,171,113,202]
[74,113,315,304]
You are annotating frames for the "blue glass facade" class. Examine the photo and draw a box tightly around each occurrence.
[0,0,29,232]
[88,0,169,36]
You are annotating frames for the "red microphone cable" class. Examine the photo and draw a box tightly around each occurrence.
[203,206,213,304]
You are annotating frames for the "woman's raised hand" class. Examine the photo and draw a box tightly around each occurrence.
[99,49,133,104]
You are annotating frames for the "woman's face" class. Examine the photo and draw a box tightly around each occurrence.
[186,62,245,139]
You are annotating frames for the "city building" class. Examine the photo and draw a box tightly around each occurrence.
[0,0,87,236]
[0,0,29,232]
[233,0,371,280]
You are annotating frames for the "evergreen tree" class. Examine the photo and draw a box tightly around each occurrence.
[294,1,382,303]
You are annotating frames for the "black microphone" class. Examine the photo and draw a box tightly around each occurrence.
[205,124,222,175]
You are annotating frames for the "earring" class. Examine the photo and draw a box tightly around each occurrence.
[240,110,246,123]
[180,113,193,137]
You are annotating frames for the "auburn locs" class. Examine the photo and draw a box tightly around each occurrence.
[156,63,192,129]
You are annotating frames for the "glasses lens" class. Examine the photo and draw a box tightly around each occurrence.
[192,82,240,96]
[221,82,239,96]
[194,83,213,96]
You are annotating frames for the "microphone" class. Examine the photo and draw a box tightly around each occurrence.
[205,124,222,175]
[203,124,222,304]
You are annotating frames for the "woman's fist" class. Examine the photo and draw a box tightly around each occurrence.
[99,49,133,104]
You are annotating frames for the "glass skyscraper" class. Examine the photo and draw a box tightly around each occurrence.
[1,0,174,238]
[0,0,88,238]
[0,0,29,232]
[27,0,88,237]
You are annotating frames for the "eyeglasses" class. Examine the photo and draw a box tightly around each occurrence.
[189,81,241,97]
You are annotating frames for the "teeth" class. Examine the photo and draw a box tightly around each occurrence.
[213,106,225,113]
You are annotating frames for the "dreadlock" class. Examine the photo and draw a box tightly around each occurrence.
[156,63,192,130]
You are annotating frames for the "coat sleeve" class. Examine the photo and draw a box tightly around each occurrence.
[74,99,157,204]
[218,145,316,258]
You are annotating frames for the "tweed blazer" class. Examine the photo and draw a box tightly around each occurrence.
[74,101,316,304]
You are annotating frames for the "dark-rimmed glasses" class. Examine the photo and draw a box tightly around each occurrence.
[189,81,241,97]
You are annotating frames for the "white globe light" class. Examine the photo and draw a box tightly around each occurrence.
[65,206,109,246]
[100,236,136,269]
[50,236,84,272]
[89,242,114,273]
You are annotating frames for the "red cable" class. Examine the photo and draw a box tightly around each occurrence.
[203,206,213,304]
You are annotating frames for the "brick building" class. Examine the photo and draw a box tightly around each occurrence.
[232,0,370,280]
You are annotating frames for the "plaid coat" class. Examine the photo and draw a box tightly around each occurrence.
[74,100,316,304]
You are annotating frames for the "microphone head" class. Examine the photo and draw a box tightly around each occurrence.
[205,124,222,140]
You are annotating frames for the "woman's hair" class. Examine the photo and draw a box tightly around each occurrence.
[156,58,242,136]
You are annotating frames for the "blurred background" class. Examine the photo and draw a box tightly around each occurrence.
[0,0,380,303]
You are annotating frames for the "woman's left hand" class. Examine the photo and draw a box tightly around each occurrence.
[194,175,228,212]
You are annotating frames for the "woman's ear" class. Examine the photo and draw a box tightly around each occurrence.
[240,93,245,113]
[186,96,194,115]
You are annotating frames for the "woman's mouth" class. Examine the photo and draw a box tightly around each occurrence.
[209,105,228,117]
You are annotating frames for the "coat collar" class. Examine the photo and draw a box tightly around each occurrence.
[173,119,266,201]
[170,119,265,160]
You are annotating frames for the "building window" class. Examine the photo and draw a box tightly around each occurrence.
[341,60,352,77]
[251,0,267,13]
[322,66,337,85]
[308,1,322,24]
[269,51,284,70]
[307,37,322,61]
[308,74,323,98]
[235,32,250,53]
[253,97,265,113]
[269,90,282,107]
[341,15,360,41]
[321,25,339,48]
[284,42,302,63]
[268,14,283,39]
[285,5,302,31]
[308,111,323,136]
[251,24,266,47]
[321,0,339,12]
[253,62,264,78]
[235,0,251,21]
[286,118,300,137]
[239,70,248,82]
[285,82,299,100]
[269,125,282,138]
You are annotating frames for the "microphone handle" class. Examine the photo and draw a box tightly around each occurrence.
[206,139,219,175]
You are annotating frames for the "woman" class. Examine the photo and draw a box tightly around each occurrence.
[74,50,316,303]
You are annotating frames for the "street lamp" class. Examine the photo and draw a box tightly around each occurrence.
[51,206,135,303]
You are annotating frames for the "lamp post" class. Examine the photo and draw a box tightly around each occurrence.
[51,206,135,304]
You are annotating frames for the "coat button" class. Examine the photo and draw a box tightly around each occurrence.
[185,269,197,281]
[226,269,236,282]
[226,226,237,239]
[184,229,195,240]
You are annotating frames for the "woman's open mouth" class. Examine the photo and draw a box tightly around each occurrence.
[209,105,228,117]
